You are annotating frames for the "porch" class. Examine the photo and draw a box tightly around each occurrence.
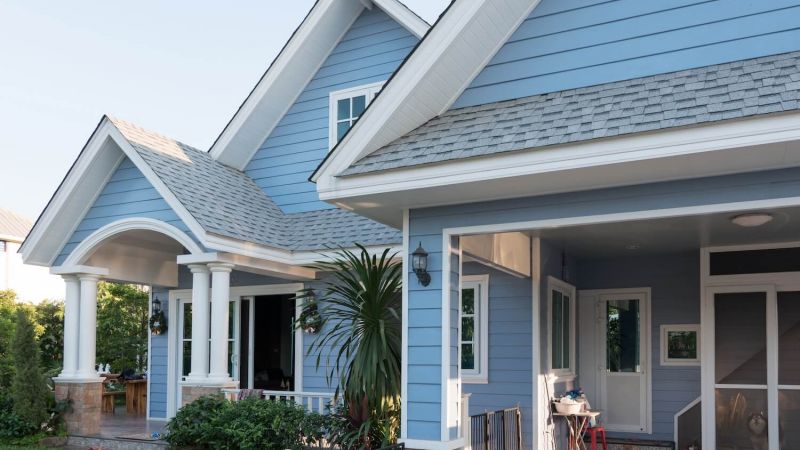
[402,168,800,450]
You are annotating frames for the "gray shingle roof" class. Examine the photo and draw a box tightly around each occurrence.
[342,50,800,176]
[110,118,399,251]
[0,208,33,241]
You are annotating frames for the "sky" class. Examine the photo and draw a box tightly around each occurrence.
[0,1,449,220]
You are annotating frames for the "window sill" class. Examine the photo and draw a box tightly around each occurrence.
[462,375,489,384]
[548,372,576,384]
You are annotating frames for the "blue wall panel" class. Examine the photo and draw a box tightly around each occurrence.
[246,8,419,213]
[455,0,800,107]
[149,286,170,419]
[54,157,198,266]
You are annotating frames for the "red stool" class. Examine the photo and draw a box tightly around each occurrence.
[587,426,607,450]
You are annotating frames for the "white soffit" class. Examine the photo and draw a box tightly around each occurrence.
[312,0,540,182]
[210,0,429,170]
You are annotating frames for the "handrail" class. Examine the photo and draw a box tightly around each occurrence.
[221,388,336,414]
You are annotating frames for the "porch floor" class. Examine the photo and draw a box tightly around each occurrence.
[90,407,166,439]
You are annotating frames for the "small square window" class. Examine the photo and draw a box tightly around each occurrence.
[328,82,383,149]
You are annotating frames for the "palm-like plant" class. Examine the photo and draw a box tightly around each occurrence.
[300,245,402,449]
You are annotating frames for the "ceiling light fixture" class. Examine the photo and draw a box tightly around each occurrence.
[731,213,774,228]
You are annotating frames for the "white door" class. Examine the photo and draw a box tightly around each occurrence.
[597,289,651,433]
[176,297,241,405]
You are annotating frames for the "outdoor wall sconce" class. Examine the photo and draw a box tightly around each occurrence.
[412,242,431,287]
[152,297,162,314]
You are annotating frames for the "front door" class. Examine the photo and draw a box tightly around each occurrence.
[581,288,651,433]
[708,285,800,449]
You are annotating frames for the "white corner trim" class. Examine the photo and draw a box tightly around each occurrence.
[400,209,410,439]
[63,217,204,266]
[372,0,430,38]
[318,112,800,203]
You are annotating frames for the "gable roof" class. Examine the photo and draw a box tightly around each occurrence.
[0,208,33,242]
[342,50,800,175]
[209,0,429,171]
[21,116,400,267]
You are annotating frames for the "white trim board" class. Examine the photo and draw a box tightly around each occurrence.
[211,0,428,170]
[460,274,489,384]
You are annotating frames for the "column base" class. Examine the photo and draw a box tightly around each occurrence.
[54,380,104,436]
[180,381,238,407]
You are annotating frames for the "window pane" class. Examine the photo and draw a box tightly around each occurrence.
[462,317,474,341]
[715,292,767,384]
[229,301,235,340]
[337,98,350,120]
[552,291,563,369]
[182,341,191,377]
[562,295,570,369]
[462,344,475,370]
[607,299,640,373]
[352,95,366,117]
[710,247,800,275]
[462,288,474,315]
[780,389,800,449]
[715,388,768,449]
[228,340,235,379]
[337,122,350,141]
[183,303,192,339]
[779,291,800,385]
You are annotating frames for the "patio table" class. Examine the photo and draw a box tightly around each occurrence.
[553,410,601,450]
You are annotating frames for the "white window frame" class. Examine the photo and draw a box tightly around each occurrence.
[460,274,489,384]
[547,276,576,381]
[660,324,701,366]
[328,81,384,149]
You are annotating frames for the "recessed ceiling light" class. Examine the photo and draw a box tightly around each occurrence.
[731,213,774,228]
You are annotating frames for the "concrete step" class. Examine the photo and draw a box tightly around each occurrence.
[66,435,168,450]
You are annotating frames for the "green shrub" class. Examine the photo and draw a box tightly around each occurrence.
[0,393,37,440]
[165,396,333,450]
[10,309,49,430]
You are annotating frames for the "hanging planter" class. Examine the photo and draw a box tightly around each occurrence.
[297,290,322,334]
[149,310,167,335]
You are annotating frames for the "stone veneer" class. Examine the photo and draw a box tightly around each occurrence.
[180,384,235,406]
[54,380,103,436]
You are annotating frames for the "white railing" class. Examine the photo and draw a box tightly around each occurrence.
[222,388,336,414]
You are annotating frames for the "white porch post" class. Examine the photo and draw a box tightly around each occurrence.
[207,263,234,383]
[75,273,101,379]
[187,264,210,382]
[60,275,80,378]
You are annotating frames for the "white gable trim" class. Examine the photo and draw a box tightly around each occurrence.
[312,0,539,183]
[209,0,429,171]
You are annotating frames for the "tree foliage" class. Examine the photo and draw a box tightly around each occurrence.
[10,308,49,429]
[96,282,149,373]
[302,245,402,449]
[0,290,18,388]
[34,300,64,374]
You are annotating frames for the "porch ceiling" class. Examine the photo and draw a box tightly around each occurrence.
[530,205,800,259]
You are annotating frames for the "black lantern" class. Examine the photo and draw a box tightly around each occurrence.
[412,242,431,287]
[152,297,162,314]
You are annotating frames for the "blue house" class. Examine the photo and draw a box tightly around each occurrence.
[315,0,800,449]
[20,0,427,438]
[21,0,800,449]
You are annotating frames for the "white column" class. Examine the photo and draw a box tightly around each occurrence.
[59,275,80,378]
[186,264,210,382]
[75,273,101,379]
[207,263,234,383]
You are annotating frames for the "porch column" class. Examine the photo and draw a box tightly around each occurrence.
[75,273,101,379]
[59,275,80,378]
[207,263,234,383]
[186,264,210,382]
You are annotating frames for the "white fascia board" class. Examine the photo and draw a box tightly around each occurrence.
[210,0,364,170]
[20,119,125,267]
[312,0,539,183]
[319,113,800,217]
[372,0,430,38]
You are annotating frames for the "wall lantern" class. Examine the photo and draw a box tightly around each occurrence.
[152,297,162,314]
[149,297,167,335]
[412,242,431,287]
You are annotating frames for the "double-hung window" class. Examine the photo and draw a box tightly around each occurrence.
[548,276,576,380]
[328,81,383,149]
[460,275,489,383]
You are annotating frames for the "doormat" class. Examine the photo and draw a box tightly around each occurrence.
[584,437,675,450]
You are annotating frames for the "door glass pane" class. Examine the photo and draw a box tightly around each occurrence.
[778,291,800,385]
[229,301,235,340]
[607,299,640,373]
[182,302,192,339]
[779,390,800,450]
[182,342,191,377]
[715,292,767,385]
[552,291,563,369]
[715,388,768,449]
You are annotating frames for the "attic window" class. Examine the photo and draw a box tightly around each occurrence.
[328,81,383,149]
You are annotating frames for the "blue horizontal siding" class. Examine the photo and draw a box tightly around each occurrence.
[455,0,800,107]
[149,287,170,419]
[54,157,199,266]
[246,7,418,213]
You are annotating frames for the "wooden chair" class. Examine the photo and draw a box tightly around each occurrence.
[101,380,125,414]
